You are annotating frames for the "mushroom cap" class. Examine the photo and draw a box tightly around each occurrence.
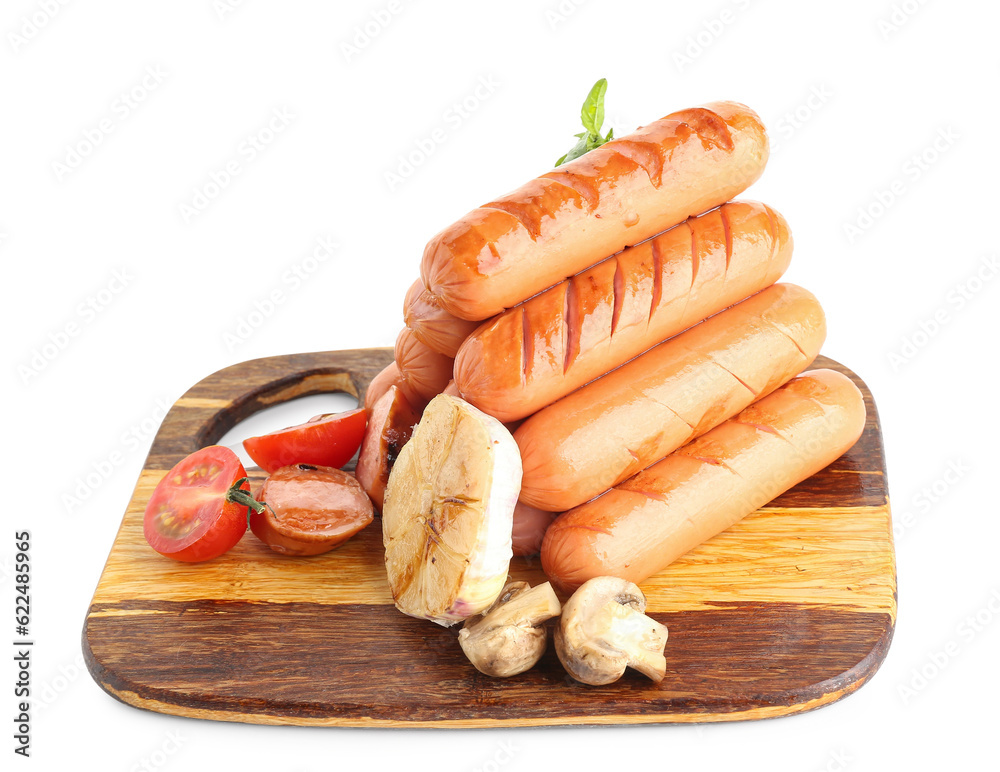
[458,581,561,678]
[459,622,547,678]
[556,576,668,685]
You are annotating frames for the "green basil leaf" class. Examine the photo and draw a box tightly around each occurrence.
[580,78,607,134]
[557,135,592,166]
[555,79,613,167]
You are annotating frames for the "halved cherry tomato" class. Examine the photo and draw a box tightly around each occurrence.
[143,445,261,562]
[249,463,374,556]
[242,409,367,474]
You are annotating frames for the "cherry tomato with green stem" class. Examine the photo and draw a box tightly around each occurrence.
[143,445,265,562]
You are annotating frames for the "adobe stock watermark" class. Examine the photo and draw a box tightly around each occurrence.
[17,268,134,384]
[887,254,997,371]
[223,235,339,351]
[672,0,753,72]
[769,84,834,156]
[178,106,295,223]
[813,750,853,772]
[545,0,591,30]
[52,65,169,182]
[384,75,500,193]
[34,652,87,714]
[7,0,71,53]
[0,556,14,587]
[898,587,1000,705]
[892,459,969,542]
[341,0,406,63]
[469,740,518,772]
[61,397,172,515]
[131,731,187,772]
[214,0,248,20]
[843,127,958,245]
[878,0,931,40]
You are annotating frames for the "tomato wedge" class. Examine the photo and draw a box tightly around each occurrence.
[242,409,367,474]
[143,445,262,562]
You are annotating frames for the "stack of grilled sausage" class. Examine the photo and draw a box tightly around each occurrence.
[361,101,866,592]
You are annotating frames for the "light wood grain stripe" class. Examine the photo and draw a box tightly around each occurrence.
[94,470,895,619]
[173,398,233,409]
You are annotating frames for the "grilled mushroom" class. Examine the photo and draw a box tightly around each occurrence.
[555,576,668,685]
[458,581,561,677]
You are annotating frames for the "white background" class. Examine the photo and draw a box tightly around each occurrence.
[3,0,998,769]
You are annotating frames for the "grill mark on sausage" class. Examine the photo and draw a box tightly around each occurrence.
[520,306,531,388]
[560,281,570,375]
[678,451,744,479]
[635,383,698,434]
[674,107,735,152]
[649,237,663,325]
[710,357,759,397]
[729,419,781,436]
[623,487,669,503]
[611,138,667,188]
[720,204,733,275]
[764,204,780,276]
[611,257,625,338]
[689,221,700,290]
[725,369,759,397]
[678,223,696,325]
[557,523,614,537]
[540,170,601,212]
[480,202,544,240]
[563,279,580,374]
[768,320,810,359]
[486,240,501,265]
[728,419,797,451]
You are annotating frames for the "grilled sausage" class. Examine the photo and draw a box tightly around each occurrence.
[515,283,825,511]
[455,200,792,422]
[364,362,422,415]
[422,101,769,321]
[540,369,867,592]
[355,385,421,512]
[403,280,481,357]
[511,500,558,557]
[395,327,455,403]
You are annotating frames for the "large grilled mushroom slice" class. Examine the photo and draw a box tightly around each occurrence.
[382,394,521,626]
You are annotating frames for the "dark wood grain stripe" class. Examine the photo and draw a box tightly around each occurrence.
[85,600,892,725]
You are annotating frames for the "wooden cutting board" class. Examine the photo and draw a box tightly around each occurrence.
[83,348,896,727]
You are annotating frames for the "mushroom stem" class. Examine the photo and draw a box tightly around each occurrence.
[591,600,667,682]
[600,600,669,682]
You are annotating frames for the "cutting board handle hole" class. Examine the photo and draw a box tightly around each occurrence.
[150,353,391,472]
